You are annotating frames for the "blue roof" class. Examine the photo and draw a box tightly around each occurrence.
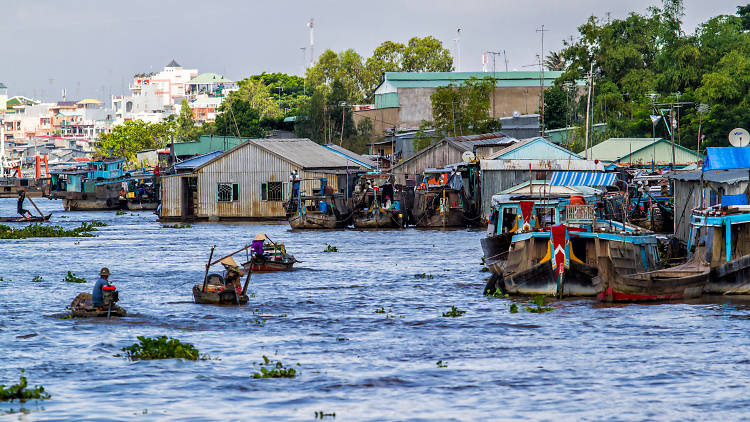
[703,147,750,171]
[549,171,617,187]
[174,150,224,170]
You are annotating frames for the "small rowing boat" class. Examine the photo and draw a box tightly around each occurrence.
[193,245,254,305]
[0,213,51,223]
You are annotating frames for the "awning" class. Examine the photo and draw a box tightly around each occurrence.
[549,171,617,187]
[703,147,750,171]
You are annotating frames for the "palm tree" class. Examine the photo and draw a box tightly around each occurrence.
[544,51,566,71]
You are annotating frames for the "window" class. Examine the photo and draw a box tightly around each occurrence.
[261,181,284,201]
[218,183,238,202]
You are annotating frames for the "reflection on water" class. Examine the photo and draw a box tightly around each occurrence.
[1,198,750,420]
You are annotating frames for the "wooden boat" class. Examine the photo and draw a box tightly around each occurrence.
[353,207,400,228]
[242,238,296,272]
[69,292,127,318]
[286,177,352,229]
[289,211,345,229]
[351,175,402,229]
[193,245,254,305]
[499,202,661,297]
[411,165,482,228]
[126,199,159,211]
[595,252,708,302]
[0,213,51,222]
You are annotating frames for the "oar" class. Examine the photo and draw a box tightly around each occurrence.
[202,245,216,293]
[241,255,253,297]
[26,196,44,218]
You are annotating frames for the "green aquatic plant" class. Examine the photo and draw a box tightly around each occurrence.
[83,221,107,229]
[523,296,553,313]
[62,271,86,284]
[323,244,338,253]
[489,288,509,298]
[414,273,434,279]
[442,306,465,318]
[115,210,127,216]
[122,336,207,361]
[0,223,99,239]
[162,223,192,229]
[0,369,51,402]
[480,267,490,272]
[31,276,43,283]
[509,303,518,313]
[374,307,387,314]
[436,360,448,368]
[314,411,336,419]
[252,356,298,378]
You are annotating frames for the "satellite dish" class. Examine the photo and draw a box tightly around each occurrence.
[462,151,476,162]
[512,110,521,118]
[729,128,750,147]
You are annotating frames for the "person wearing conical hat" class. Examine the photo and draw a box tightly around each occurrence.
[251,233,266,257]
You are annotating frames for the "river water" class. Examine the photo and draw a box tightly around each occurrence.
[1,197,750,421]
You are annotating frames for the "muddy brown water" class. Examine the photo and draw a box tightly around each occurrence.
[1,198,750,420]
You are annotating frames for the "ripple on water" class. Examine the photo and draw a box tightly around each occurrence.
[2,199,750,420]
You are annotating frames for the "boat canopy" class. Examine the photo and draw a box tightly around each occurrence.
[703,147,750,171]
[549,171,617,187]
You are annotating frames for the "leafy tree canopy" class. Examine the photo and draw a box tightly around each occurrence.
[96,119,175,165]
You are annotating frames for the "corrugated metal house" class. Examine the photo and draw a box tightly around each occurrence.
[582,138,702,167]
[670,169,749,243]
[390,132,517,184]
[160,139,366,221]
[479,158,606,219]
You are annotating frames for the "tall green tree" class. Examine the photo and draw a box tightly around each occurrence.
[96,119,175,165]
[213,100,268,138]
[430,77,500,136]
[175,99,200,142]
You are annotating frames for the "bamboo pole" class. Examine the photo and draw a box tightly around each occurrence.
[26,196,44,218]
[210,244,251,267]
[201,245,216,293]
[241,259,253,296]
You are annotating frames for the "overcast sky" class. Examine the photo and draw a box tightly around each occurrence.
[1,0,742,101]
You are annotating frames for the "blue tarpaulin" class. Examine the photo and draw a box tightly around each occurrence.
[549,172,617,187]
[721,194,748,206]
[703,147,750,171]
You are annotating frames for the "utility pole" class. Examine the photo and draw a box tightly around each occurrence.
[536,24,548,137]
[276,86,283,108]
[300,48,307,95]
[307,19,315,68]
[453,28,462,71]
[339,102,347,146]
[487,51,504,118]
[584,62,593,159]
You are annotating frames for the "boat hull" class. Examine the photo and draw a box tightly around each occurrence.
[126,200,159,210]
[502,260,598,296]
[289,213,345,229]
[192,285,249,305]
[69,292,127,317]
[353,210,400,228]
[480,233,513,275]
[595,256,708,302]
[63,198,121,211]
[243,258,295,272]
[0,214,51,223]
[414,210,465,228]
[706,254,750,294]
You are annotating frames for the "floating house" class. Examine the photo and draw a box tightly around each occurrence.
[390,132,517,185]
[159,139,367,221]
[478,137,606,218]
[670,169,749,243]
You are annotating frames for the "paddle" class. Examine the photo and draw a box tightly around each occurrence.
[26,195,44,218]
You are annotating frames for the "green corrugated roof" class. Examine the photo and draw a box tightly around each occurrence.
[187,73,234,85]
[583,138,702,163]
[380,71,571,89]
[172,135,247,157]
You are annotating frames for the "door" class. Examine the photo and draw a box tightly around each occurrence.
[182,177,197,218]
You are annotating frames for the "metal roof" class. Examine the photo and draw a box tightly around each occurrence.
[481,159,606,171]
[254,139,363,169]
[174,150,224,170]
[191,139,366,172]
[321,144,376,169]
[187,73,234,85]
[166,59,181,67]
[670,169,748,184]
[378,71,566,90]
[486,137,581,160]
[582,138,702,163]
